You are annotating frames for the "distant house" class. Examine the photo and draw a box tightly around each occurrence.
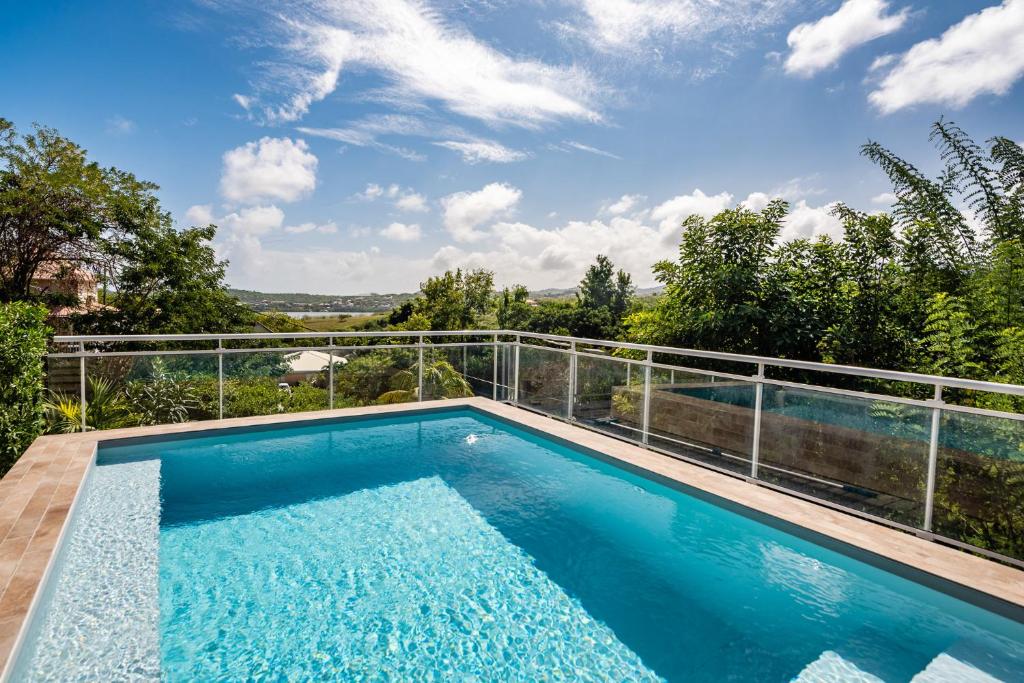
[29,261,106,331]
[279,350,347,385]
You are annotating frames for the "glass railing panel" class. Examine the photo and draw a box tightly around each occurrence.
[223,350,328,417]
[757,385,930,526]
[646,370,756,475]
[494,343,514,402]
[43,355,84,434]
[47,353,224,432]
[573,354,641,442]
[333,347,418,406]
[419,345,474,402]
[517,344,570,419]
[932,409,1024,562]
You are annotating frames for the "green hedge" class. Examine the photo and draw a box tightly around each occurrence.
[0,303,49,475]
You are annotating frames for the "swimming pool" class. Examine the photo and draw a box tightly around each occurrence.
[10,407,1024,681]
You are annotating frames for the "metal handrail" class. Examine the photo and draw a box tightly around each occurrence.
[52,328,1024,396]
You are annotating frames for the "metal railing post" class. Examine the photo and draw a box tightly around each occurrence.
[417,334,424,401]
[492,335,499,401]
[750,363,765,478]
[641,350,652,445]
[924,384,943,531]
[513,335,521,405]
[328,336,334,410]
[79,342,87,432]
[217,338,224,420]
[567,341,577,421]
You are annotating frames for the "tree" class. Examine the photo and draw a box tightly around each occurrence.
[496,285,532,330]
[415,268,494,330]
[0,118,252,333]
[628,201,785,353]
[0,119,111,302]
[577,254,634,320]
[75,223,254,334]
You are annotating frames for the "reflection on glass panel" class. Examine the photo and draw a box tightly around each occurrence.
[646,370,755,475]
[333,348,416,406]
[933,409,1024,562]
[575,354,642,442]
[517,345,570,419]
[758,386,929,526]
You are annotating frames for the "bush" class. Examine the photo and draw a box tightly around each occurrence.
[0,303,50,474]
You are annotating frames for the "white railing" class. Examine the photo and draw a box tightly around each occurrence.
[48,330,1024,567]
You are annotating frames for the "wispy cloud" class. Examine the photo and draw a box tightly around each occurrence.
[237,0,603,128]
[105,115,137,136]
[433,139,528,164]
[555,0,798,60]
[550,140,622,160]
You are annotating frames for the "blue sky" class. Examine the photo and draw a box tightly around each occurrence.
[4,0,1023,293]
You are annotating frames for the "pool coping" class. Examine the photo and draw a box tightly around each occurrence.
[1,397,1022,677]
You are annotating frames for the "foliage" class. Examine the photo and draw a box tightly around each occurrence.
[44,376,138,433]
[496,285,532,330]
[377,360,473,403]
[577,255,634,321]
[0,302,49,473]
[123,358,200,425]
[415,269,494,330]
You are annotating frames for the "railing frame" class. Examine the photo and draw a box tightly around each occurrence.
[47,329,1024,568]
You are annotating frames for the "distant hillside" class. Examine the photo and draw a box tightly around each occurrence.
[229,289,417,313]
[530,285,664,300]
[229,284,664,312]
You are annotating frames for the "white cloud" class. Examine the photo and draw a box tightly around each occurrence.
[741,191,773,212]
[185,204,214,225]
[604,194,646,215]
[285,220,338,234]
[433,140,528,164]
[784,0,909,77]
[220,137,318,204]
[869,0,1024,113]
[105,115,136,135]
[232,93,252,110]
[217,231,412,293]
[219,205,286,236]
[395,193,429,213]
[358,183,385,201]
[871,191,898,205]
[252,0,602,128]
[650,189,734,243]
[441,182,522,242]
[380,222,422,242]
[357,183,429,212]
[779,200,843,242]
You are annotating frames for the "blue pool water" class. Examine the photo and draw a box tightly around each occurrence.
[13,408,1024,681]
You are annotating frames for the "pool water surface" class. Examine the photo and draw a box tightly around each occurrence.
[12,408,1024,681]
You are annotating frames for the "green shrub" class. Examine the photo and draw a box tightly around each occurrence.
[0,302,50,474]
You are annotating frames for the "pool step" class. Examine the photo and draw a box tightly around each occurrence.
[792,651,884,682]
[909,653,1001,682]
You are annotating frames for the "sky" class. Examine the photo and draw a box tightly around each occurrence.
[3,0,1024,294]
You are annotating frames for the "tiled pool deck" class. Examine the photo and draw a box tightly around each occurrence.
[1,397,1022,676]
